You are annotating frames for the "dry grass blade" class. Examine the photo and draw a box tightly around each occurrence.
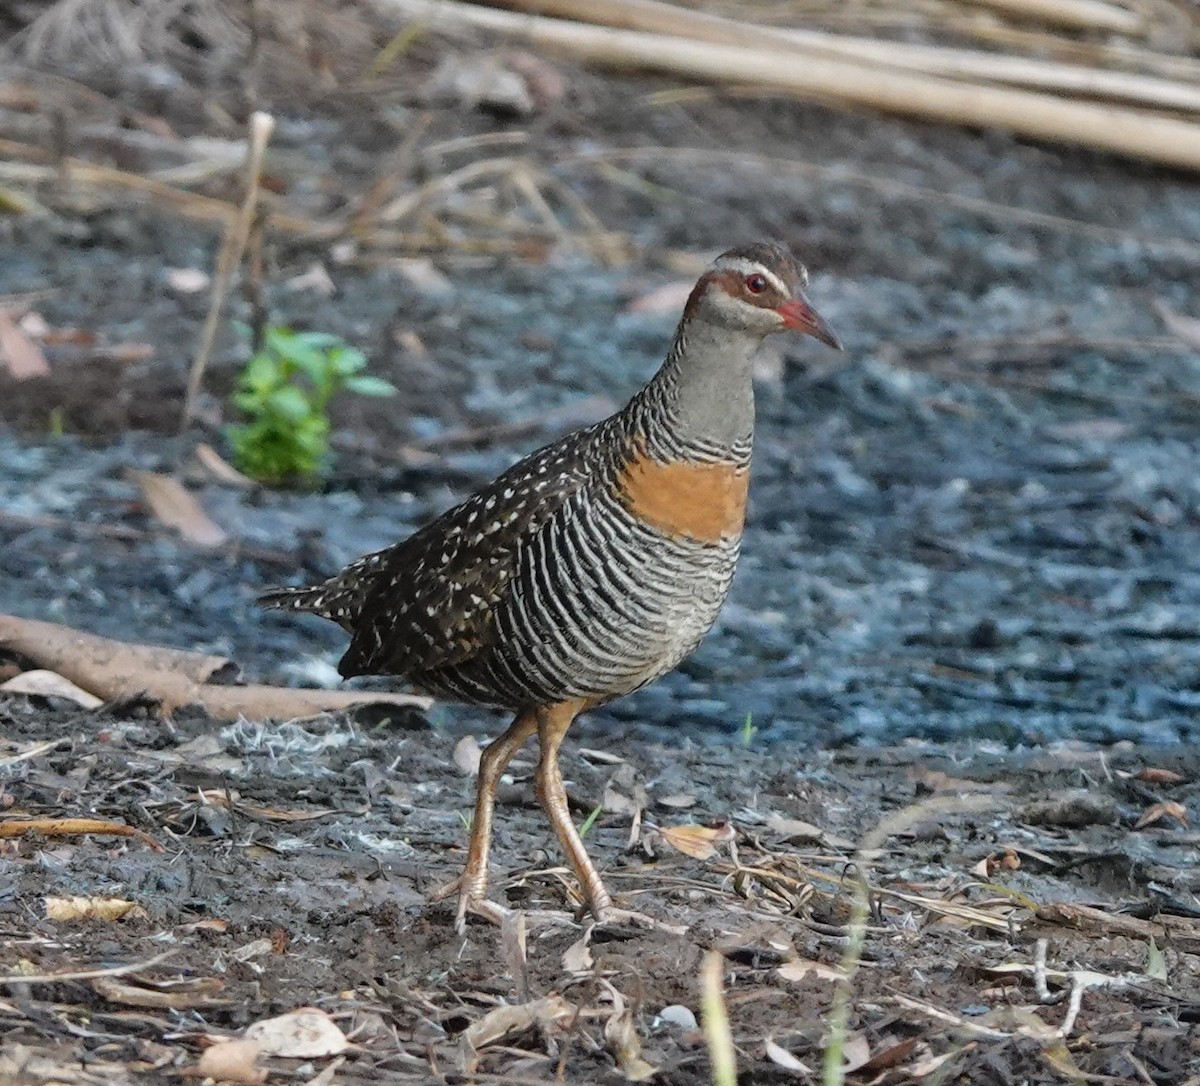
[700,951,737,1086]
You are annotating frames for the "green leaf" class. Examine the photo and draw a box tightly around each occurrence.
[266,384,314,422]
[265,326,296,355]
[291,331,343,352]
[241,352,281,394]
[232,390,264,413]
[329,345,369,376]
[343,374,397,397]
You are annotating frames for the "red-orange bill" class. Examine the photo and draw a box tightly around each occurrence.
[776,295,842,350]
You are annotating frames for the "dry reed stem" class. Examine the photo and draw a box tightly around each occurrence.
[958,0,1145,34]
[370,0,1200,171]
[486,0,1200,112]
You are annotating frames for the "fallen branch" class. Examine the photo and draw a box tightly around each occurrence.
[0,614,432,720]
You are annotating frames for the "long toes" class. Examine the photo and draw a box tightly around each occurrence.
[428,878,462,903]
[594,906,687,936]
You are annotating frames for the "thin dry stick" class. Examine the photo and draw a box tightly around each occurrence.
[369,0,1200,172]
[180,110,275,430]
[0,950,177,986]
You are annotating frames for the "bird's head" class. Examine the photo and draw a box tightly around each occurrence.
[684,241,842,349]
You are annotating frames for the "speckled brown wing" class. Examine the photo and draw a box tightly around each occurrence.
[334,428,599,680]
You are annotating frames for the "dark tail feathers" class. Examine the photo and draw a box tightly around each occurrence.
[256,584,329,614]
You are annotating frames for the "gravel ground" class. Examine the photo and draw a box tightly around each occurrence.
[1,8,1199,1081]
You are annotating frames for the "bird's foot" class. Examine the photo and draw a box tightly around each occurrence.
[429,871,494,934]
[590,904,688,936]
[430,875,577,933]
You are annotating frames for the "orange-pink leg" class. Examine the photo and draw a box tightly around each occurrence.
[432,710,536,930]
[534,702,614,920]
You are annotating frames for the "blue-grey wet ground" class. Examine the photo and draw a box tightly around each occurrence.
[4,210,1200,748]
[2,44,1200,750]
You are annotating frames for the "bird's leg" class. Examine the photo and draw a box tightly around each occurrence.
[432,710,536,930]
[534,701,614,920]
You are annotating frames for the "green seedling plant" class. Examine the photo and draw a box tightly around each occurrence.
[578,803,604,839]
[228,326,395,483]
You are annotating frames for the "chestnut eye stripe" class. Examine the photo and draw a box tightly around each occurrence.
[715,256,791,298]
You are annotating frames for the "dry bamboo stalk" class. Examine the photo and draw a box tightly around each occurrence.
[956,0,1144,34]
[374,0,1200,172]
[481,0,1200,112]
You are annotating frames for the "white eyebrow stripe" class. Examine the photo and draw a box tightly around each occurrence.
[717,257,790,296]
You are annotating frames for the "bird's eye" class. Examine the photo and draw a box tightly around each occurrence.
[744,274,768,294]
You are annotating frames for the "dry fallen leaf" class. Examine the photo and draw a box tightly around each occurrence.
[0,669,102,708]
[190,443,256,488]
[764,1038,811,1074]
[862,1036,920,1072]
[1134,800,1189,830]
[0,310,49,378]
[1131,767,1185,785]
[562,928,594,976]
[766,814,824,841]
[602,981,657,1081]
[766,814,856,850]
[195,1039,267,1085]
[178,917,230,935]
[840,1034,872,1074]
[165,267,211,293]
[453,735,482,776]
[245,1007,350,1058]
[462,995,573,1051]
[656,793,697,810]
[231,938,275,963]
[45,895,148,922]
[657,822,733,860]
[907,1048,962,1078]
[129,470,228,548]
[777,959,844,984]
[972,848,1021,878]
